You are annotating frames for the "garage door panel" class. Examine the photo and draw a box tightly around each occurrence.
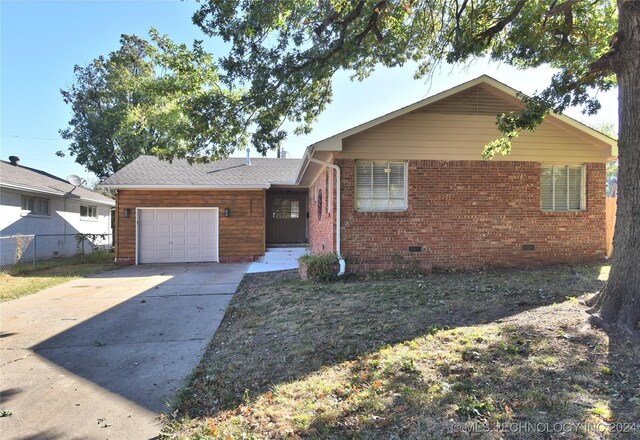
[156,211,172,222]
[172,249,187,259]
[140,237,155,247]
[139,210,154,222]
[171,224,186,234]
[138,208,218,263]
[172,236,187,246]
[156,224,171,234]
[140,250,154,261]
[187,236,202,246]
[144,236,171,247]
[157,249,171,259]
[174,211,188,222]
[187,249,202,258]
[202,236,215,245]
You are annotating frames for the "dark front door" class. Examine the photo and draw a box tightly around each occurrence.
[266,193,307,244]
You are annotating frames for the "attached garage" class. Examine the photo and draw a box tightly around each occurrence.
[137,208,218,264]
[102,156,304,265]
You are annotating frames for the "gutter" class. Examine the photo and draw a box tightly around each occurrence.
[0,182,115,206]
[0,182,65,197]
[99,183,271,190]
[304,149,345,276]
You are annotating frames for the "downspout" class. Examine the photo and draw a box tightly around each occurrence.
[305,150,345,276]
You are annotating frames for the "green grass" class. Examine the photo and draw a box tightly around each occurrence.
[0,251,117,301]
[161,263,640,440]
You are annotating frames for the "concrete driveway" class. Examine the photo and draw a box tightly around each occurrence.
[0,262,248,440]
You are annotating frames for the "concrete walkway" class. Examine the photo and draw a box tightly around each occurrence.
[0,262,248,440]
[247,247,308,273]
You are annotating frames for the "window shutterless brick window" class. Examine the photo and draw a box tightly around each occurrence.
[21,196,50,215]
[355,161,408,211]
[80,205,98,219]
[540,165,586,211]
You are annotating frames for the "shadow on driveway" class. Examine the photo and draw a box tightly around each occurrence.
[0,262,247,439]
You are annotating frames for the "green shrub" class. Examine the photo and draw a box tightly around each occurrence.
[298,253,339,283]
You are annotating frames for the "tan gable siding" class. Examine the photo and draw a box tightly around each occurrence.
[337,112,609,163]
[336,83,610,163]
[418,84,523,115]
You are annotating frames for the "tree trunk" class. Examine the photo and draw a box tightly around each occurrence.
[586,1,640,337]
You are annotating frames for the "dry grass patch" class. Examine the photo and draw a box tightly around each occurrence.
[0,252,117,301]
[162,264,640,440]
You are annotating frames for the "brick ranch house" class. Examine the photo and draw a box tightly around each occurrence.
[101,76,617,271]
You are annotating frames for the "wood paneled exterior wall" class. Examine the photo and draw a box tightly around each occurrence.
[115,189,265,264]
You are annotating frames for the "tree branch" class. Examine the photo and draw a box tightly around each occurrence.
[477,0,526,44]
[590,31,625,75]
[355,1,387,45]
[590,51,623,75]
[545,0,584,16]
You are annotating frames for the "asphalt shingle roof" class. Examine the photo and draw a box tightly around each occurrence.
[0,160,115,205]
[101,155,303,188]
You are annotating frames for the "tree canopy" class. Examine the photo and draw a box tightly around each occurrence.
[61,1,620,168]
[59,30,245,179]
[193,0,618,157]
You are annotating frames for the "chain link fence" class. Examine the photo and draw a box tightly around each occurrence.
[0,233,113,272]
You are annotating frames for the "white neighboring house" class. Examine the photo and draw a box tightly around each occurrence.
[0,156,115,263]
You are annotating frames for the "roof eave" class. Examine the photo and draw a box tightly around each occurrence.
[1,182,65,197]
[100,183,271,190]
[1,182,116,206]
[482,77,618,155]
[294,146,313,185]
[551,112,618,155]
[75,197,116,206]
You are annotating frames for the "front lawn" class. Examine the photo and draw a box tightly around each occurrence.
[162,264,640,439]
[0,252,117,301]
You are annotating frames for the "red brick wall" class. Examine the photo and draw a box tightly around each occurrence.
[308,167,335,254]
[335,159,605,270]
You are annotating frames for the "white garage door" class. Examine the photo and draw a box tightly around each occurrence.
[138,208,218,264]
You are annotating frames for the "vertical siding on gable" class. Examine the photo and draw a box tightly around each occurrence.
[336,83,609,163]
[418,84,523,115]
[337,113,609,163]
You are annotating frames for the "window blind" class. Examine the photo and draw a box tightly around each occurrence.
[356,161,407,211]
[540,165,584,211]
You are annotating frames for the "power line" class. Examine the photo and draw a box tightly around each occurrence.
[1,135,65,141]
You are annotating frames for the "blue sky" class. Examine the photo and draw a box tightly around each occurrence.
[1,1,618,184]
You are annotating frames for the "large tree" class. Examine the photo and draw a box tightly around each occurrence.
[192,0,637,336]
[60,30,245,179]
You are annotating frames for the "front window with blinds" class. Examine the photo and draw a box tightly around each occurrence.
[540,165,585,212]
[356,161,407,211]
